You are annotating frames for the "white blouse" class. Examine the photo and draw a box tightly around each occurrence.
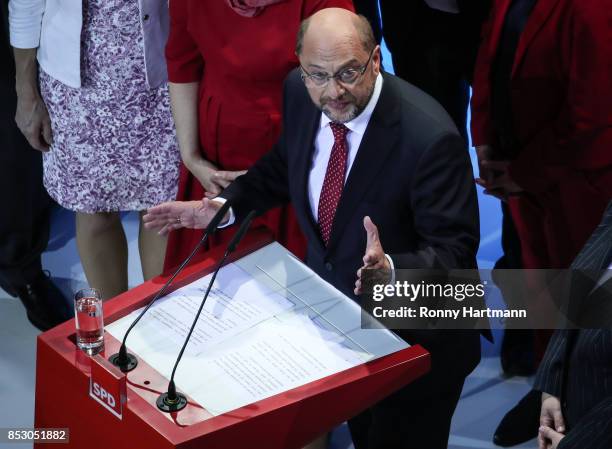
[9,0,169,88]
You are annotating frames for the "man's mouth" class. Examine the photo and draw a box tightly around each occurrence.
[326,100,349,110]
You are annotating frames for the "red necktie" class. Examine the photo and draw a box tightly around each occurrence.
[318,122,350,246]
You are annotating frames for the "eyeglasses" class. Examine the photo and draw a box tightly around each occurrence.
[300,48,375,88]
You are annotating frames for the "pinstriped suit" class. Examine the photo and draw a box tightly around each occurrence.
[534,201,612,449]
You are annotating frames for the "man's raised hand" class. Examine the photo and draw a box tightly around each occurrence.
[354,216,391,295]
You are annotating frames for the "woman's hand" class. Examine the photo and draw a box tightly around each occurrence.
[15,92,53,151]
[475,160,523,201]
[13,48,53,152]
[15,81,53,152]
[205,169,247,198]
[168,82,247,197]
[475,145,495,182]
[187,159,246,198]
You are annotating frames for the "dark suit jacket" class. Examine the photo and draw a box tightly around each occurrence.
[223,69,482,379]
[534,201,612,449]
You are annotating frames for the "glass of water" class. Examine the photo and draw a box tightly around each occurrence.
[74,288,104,355]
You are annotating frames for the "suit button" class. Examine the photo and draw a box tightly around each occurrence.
[143,14,150,21]
[325,262,333,272]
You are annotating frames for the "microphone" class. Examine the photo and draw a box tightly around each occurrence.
[109,200,233,372]
[157,210,257,412]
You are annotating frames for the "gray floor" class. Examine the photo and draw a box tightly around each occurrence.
[0,206,538,449]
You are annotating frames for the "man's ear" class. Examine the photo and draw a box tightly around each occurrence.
[372,45,382,74]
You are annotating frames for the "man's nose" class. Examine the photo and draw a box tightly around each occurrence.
[324,77,346,97]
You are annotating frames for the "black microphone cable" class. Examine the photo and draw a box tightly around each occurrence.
[157,210,257,412]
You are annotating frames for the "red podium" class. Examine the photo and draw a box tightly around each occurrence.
[34,229,430,449]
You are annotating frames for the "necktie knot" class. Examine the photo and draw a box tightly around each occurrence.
[330,122,349,145]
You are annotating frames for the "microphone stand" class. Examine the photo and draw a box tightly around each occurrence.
[157,211,256,412]
[108,200,233,372]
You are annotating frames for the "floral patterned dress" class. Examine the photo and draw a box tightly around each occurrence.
[39,0,179,213]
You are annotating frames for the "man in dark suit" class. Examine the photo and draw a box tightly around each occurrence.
[146,8,481,448]
[0,0,68,330]
[535,201,612,449]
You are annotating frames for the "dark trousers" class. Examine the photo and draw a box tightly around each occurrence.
[495,202,523,271]
[0,4,52,294]
[348,330,481,449]
[379,0,488,141]
[353,0,383,44]
[380,0,471,138]
[348,372,465,449]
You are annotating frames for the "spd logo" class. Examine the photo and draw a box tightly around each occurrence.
[91,382,116,408]
[89,355,126,420]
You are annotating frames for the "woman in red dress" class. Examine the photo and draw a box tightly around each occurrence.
[164,0,354,270]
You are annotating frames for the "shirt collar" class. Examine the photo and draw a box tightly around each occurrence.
[320,73,384,136]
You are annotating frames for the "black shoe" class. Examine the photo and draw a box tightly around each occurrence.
[501,330,536,377]
[493,389,541,447]
[14,272,70,331]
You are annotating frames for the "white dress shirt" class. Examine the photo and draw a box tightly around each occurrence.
[9,0,169,88]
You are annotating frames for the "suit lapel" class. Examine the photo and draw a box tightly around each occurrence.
[565,202,612,325]
[325,73,401,254]
[293,104,326,251]
[511,0,559,77]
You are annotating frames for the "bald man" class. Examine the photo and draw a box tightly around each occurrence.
[146,8,481,449]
